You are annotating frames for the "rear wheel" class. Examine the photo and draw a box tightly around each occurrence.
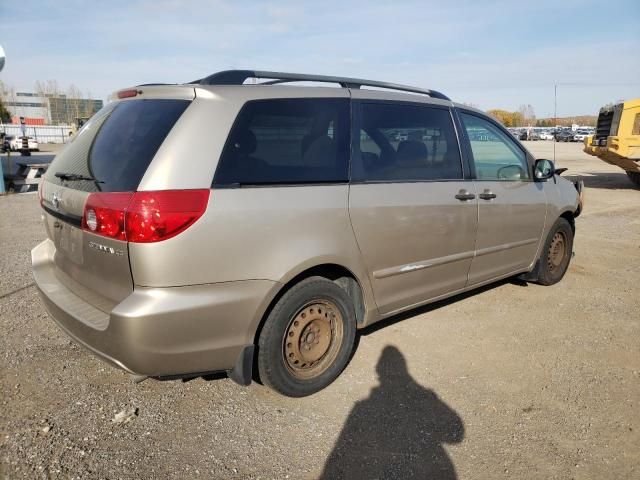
[257,277,356,397]
[626,171,640,188]
[537,218,574,286]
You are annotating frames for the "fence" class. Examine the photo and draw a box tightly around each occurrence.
[0,123,73,144]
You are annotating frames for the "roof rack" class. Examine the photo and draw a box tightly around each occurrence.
[190,70,450,101]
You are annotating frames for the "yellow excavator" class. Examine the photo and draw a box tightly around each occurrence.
[584,98,640,187]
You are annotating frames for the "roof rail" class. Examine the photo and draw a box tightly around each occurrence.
[190,70,451,101]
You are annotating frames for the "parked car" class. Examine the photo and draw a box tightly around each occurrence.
[3,135,39,151]
[555,130,575,142]
[518,130,539,141]
[573,130,591,142]
[32,70,583,397]
[539,131,554,140]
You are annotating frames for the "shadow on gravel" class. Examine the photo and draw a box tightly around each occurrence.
[564,172,638,191]
[321,346,464,479]
[0,282,35,300]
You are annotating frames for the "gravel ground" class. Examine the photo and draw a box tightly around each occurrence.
[1,142,639,479]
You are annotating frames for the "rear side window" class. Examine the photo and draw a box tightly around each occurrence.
[352,103,463,182]
[45,99,190,192]
[214,98,349,186]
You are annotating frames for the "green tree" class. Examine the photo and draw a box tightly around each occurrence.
[0,97,11,123]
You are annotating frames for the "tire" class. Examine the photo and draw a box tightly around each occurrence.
[626,171,640,188]
[536,218,574,286]
[257,276,356,397]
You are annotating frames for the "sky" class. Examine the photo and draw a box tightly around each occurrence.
[1,0,639,117]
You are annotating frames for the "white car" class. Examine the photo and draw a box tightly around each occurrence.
[6,135,39,151]
[573,131,591,142]
[539,131,554,141]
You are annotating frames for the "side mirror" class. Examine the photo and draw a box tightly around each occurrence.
[534,159,555,181]
[497,164,526,181]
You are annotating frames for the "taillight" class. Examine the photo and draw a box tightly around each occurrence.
[126,190,210,243]
[82,192,133,241]
[117,89,140,99]
[82,190,209,243]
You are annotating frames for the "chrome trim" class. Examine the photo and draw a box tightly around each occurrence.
[373,237,538,280]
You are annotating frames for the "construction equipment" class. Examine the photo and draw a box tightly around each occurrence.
[584,99,640,187]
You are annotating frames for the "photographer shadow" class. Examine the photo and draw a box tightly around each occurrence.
[321,346,464,479]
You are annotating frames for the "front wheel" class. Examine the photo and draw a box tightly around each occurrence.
[626,171,640,188]
[536,218,574,285]
[257,277,356,397]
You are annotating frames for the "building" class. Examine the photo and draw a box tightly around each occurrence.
[2,90,103,125]
[3,92,48,124]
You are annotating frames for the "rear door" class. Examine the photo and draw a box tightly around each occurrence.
[458,110,547,285]
[40,95,192,308]
[349,99,477,314]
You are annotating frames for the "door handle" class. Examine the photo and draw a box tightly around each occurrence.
[478,189,497,200]
[455,189,476,201]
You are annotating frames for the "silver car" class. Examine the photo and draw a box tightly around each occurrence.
[32,70,583,397]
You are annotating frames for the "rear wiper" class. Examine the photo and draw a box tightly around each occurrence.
[55,172,104,183]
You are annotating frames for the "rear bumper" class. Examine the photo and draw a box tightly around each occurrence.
[32,239,277,377]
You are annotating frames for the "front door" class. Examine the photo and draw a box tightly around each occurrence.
[458,111,547,285]
[349,99,477,314]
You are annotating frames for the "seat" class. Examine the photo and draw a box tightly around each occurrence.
[396,140,429,167]
[215,129,267,183]
[302,135,336,167]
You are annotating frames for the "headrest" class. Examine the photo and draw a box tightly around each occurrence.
[231,129,257,155]
[396,140,428,167]
[303,136,336,167]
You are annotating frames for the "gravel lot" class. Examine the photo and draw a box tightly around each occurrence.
[1,142,639,479]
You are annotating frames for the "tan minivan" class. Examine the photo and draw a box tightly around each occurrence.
[32,70,583,397]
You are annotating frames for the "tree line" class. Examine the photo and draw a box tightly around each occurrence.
[486,104,596,128]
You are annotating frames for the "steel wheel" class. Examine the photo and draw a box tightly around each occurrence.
[282,300,344,380]
[547,231,567,272]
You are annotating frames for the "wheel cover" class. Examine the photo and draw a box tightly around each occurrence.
[548,231,567,271]
[282,300,343,380]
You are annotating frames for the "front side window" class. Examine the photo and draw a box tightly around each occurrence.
[214,98,349,185]
[460,112,530,181]
[353,103,463,182]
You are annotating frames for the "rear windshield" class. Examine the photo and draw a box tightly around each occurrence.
[45,99,190,192]
[213,98,350,186]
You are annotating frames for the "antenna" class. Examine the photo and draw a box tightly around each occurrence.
[553,83,557,164]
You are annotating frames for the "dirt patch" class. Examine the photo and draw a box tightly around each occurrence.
[1,142,638,479]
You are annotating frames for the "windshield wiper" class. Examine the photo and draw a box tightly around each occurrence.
[54,172,104,183]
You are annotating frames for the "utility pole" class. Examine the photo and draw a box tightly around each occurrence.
[553,83,557,163]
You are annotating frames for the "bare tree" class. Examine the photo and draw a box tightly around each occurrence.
[518,104,536,127]
[82,89,95,118]
[67,84,83,125]
[34,79,61,123]
[0,81,18,123]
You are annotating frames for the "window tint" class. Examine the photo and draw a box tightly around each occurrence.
[460,113,530,181]
[352,103,462,182]
[45,99,190,192]
[214,98,349,185]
